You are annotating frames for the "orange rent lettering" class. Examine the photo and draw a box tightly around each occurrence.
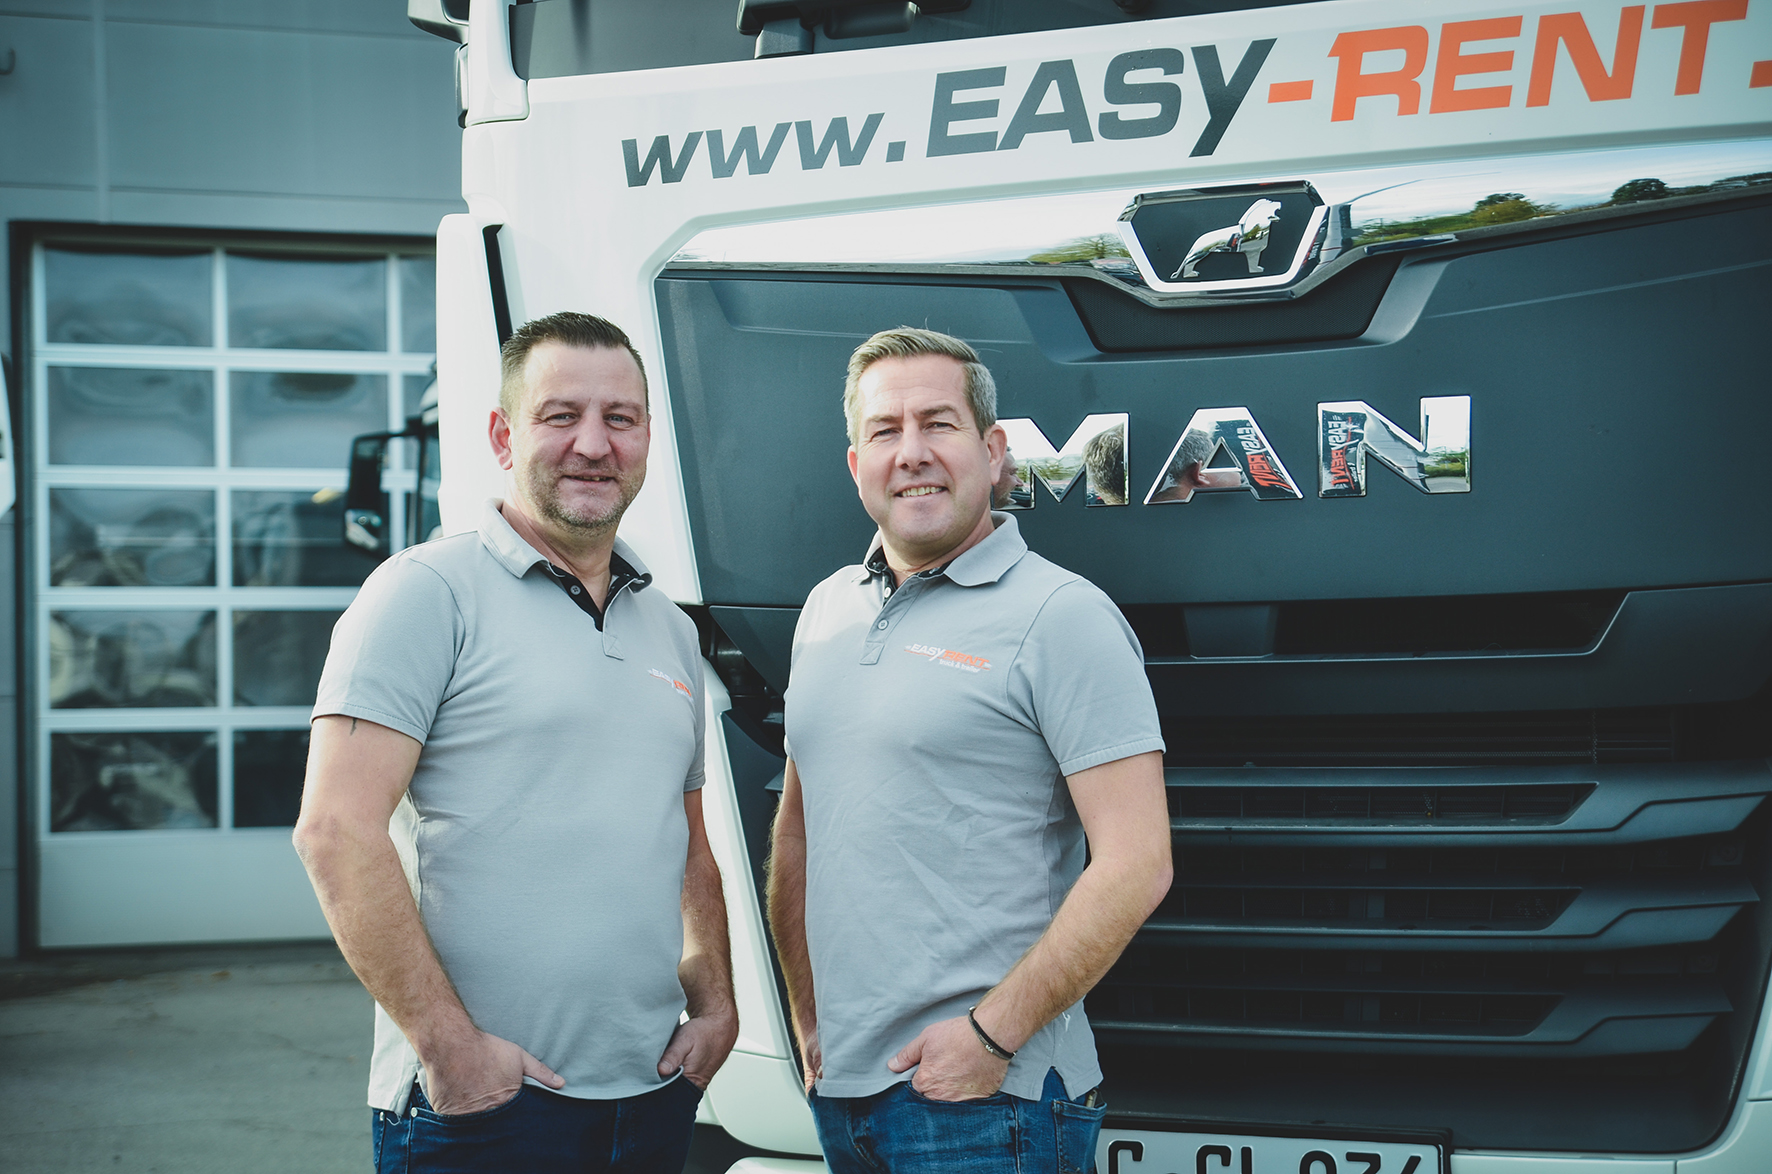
[1527,7,1646,105]
[1651,0,1749,95]
[1328,25,1432,120]
[1431,17,1524,112]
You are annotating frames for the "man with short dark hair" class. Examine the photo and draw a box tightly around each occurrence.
[295,311,737,1173]
[768,326,1174,1172]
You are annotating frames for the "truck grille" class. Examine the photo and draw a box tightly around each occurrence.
[1094,761,1771,1150]
[1170,782,1591,821]
[1162,708,1677,767]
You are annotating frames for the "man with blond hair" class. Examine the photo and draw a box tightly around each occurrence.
[296,311,736,1173]
[768,326,1174,1172]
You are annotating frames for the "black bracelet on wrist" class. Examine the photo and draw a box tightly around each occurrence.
[967,1006,1016,1061]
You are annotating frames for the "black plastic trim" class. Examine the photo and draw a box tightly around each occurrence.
[1166,762,1770,840]
[482,225,513,346]
[1063,255,1400,353]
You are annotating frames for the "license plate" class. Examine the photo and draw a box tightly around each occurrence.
[1098,1121,1447,1174]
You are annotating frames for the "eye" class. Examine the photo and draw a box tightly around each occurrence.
[606,413,638,429]
[543,412,576,426]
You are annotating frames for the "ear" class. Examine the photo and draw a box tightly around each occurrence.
[984,423,1008,481]
[846,445,861,493]
[488,408,516,471]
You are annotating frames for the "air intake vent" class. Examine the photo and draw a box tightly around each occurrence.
[1171,783,1590,823]
[1122,591,1623,660]
[1162,708,1677,767]
[1090,943,1727,1053]
[1094,760,1771,1149]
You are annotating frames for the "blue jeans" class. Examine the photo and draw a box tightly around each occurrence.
[810,1068,1105,1174]
[371,1077,701,1173]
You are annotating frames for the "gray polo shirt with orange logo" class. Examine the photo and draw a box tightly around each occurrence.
[783,513,1164,1101]
[313,500,705,1114]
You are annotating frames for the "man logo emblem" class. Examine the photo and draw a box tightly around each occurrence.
[1119,182,1327,296]
[1170,198,1284,280]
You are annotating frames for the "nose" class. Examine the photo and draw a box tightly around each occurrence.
[895,421,933,469]
[569,415,613,461]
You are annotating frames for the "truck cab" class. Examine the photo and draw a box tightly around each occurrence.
[405,2,1772,1170]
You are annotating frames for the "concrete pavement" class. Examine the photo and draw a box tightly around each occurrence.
[0,942,777,1173]
[1,943,370,1172]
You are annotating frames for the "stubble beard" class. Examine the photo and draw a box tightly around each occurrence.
[523,459,639,536]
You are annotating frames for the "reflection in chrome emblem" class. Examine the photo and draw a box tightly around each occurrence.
[1318,397,1471,497]
[1170,199,1283,280]
[1145,408,1302,504]
[1119,183,1327,296]
[998,414,1130,508]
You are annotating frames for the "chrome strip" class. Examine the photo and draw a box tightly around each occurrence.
[669,139,1772,304]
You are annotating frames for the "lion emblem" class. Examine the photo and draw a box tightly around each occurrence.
[1169,198,1284,280]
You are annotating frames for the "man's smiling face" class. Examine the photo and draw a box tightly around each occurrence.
[847,353,1005,573]
[493,341,650,537]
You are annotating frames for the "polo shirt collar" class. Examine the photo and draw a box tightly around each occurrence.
[477,499,653,589]
[855,512,1027,588]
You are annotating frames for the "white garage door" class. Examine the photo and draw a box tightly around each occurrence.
[28,234,436,947]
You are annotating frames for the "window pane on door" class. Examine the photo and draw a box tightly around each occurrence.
[403,372,434,420]
[232,490,374,586]
[51,731,218,832]
[233,610,342,707]
[400,255,436,353]
[233,730,309,828]
[50,489,216,588]
[44,247,213,347]
[48,367,215,467]
[229,371,387,468]
[49,611,217,709]
[227,253,387,351]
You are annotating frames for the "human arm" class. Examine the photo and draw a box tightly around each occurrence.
[765,758,821,1093]
[888,749,1171,1100]
[292,714,563,1113]
[658,788,740,1087]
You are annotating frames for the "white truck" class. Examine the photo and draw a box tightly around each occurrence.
[386,1,1772,1170]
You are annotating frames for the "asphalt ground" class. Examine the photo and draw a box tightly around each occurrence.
[0,942,774,1173]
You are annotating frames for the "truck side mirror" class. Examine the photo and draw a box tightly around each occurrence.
[409,0,469,42]
[344,432,396,555]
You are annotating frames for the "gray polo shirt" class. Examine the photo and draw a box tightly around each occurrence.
[784,513,1164,1101]
[312,501,705,1114]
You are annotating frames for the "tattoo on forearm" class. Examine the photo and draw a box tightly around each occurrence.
[350,718,358,735]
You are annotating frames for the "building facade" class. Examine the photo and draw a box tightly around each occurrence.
[0,0,464,955]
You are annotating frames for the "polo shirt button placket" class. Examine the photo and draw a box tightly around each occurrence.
[862,590,908,666]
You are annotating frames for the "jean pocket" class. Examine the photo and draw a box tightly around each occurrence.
[1053,1096,1107,1174]
[412,1084,529,1125]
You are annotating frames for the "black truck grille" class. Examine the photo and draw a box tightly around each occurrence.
[1170,782,1591,822]
[1161,708,1678,767]
[1094,761,1771,1150]
[1098,766,1762,1050]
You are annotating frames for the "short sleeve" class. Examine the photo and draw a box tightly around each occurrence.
[681,617,708,794]
[1010,580,1165,777]
[782,572,841,764]
[311,554,464,744]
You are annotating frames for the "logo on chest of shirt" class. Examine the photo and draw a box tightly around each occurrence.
[903,643,993,674]
[647,668,696,703]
